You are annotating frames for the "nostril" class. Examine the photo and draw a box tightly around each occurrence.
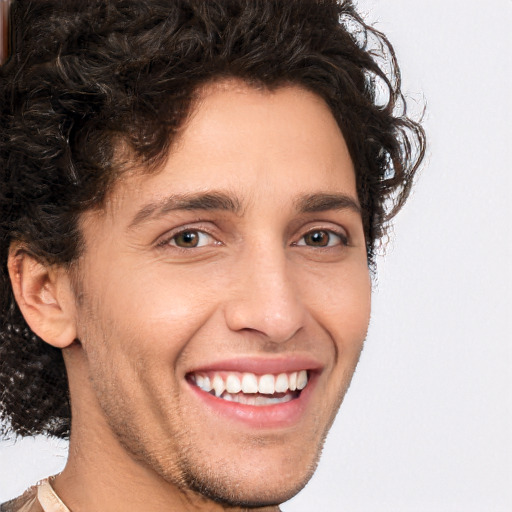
[224,294,306,343]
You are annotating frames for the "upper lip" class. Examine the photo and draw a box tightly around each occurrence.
[186,355,323,376]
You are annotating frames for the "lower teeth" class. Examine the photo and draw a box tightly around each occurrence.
[218,391,296,406]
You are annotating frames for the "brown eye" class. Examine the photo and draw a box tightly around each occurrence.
[171,230,211,248]
[303,230,330,247]
[297,230,347,247]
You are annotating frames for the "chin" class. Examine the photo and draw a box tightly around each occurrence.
[182,461,318,509]
[168,434,325,509]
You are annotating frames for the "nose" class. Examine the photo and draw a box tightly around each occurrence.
[223,243,307,344]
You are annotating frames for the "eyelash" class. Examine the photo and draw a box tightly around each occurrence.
[157,227,219,250]
[294,228,349,248]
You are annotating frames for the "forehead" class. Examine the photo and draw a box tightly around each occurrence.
[90,81,357,227]
[171,80,353,187]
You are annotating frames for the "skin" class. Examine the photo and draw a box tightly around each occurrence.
[10,81,371,511]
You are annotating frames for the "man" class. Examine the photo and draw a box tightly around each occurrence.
[0,1,425,510]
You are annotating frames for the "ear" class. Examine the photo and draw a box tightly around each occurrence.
[7,246,77,348]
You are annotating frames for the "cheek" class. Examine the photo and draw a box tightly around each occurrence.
[300,258,370,397]
[84,257,222,348]
[76,267,227,427]
[299,259,371,342]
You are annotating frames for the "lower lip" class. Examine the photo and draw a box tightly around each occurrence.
[187,375,316,429]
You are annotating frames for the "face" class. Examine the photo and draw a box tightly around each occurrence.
[72,81,371,507]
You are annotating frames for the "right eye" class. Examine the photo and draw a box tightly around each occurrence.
[164,229,216,249]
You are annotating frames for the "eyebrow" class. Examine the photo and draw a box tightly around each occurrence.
[128,190,361,229]
[128,192,243,228]
[295,193,361,215]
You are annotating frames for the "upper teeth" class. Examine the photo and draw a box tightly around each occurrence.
[192,370,308,397]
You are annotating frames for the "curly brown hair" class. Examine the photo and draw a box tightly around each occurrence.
[0,0,425,439]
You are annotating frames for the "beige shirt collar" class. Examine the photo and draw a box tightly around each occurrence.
[36,480,70,512]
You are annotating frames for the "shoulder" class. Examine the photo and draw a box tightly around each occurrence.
[0,485,43,512]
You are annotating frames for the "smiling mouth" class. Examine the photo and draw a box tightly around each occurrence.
[187,370,309,406]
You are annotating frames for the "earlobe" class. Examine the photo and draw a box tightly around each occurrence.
[7,247,77,348]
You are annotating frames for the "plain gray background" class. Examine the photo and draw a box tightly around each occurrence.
[1,1,511,510]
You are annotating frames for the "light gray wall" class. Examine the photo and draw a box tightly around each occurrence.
[1,1,511,510]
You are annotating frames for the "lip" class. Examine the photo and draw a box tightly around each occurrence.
[185,356,322,429]
[187,355,323,375]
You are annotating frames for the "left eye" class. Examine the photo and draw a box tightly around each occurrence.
[296,230,346,247]
[168,230,214,248]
